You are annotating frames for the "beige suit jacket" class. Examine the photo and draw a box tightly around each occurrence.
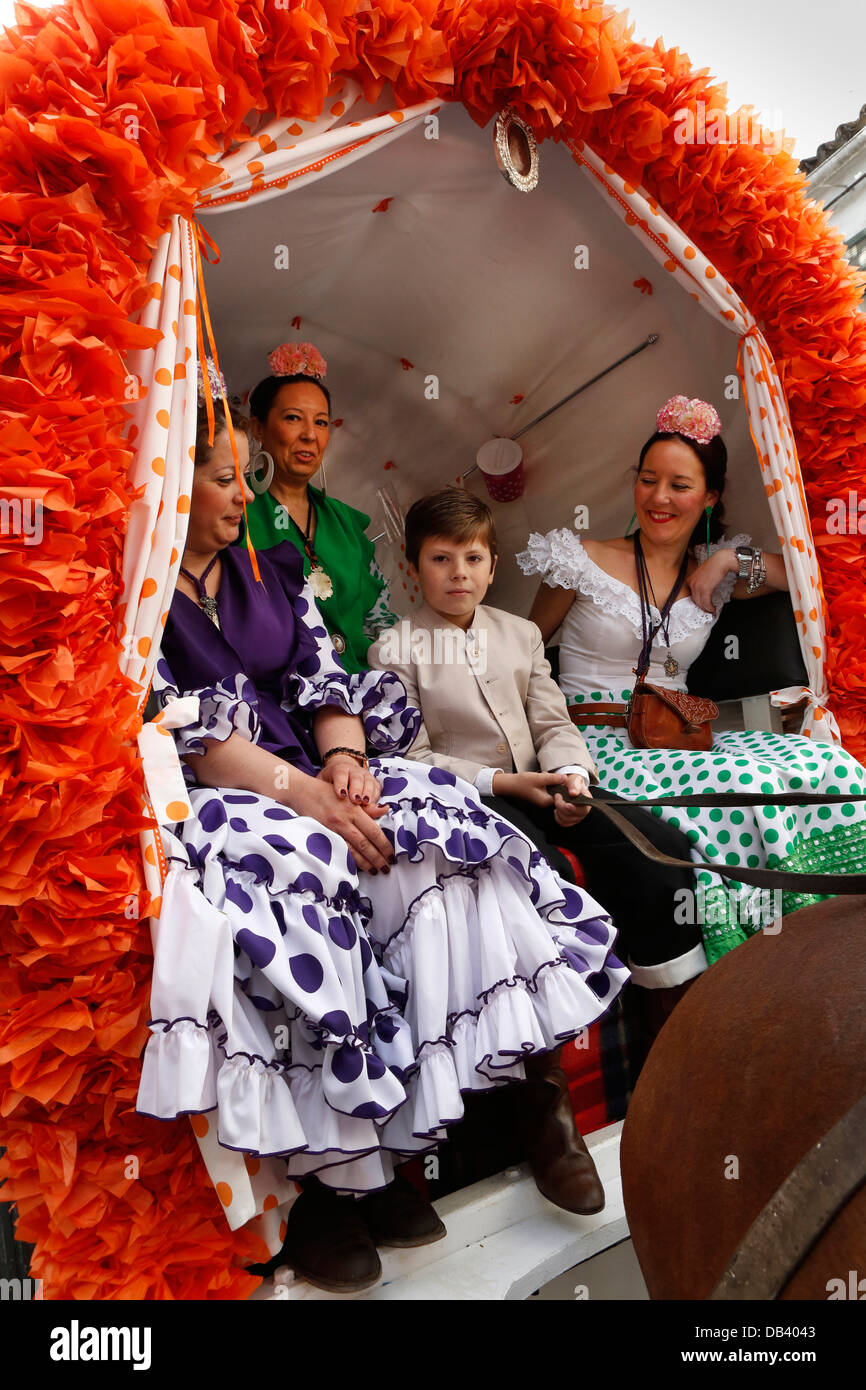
[367,602,596,785]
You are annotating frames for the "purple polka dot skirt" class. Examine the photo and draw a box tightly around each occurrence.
[138,759,628,1192]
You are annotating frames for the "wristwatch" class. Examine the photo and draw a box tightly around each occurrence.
[735,545,754,578]
[735,545,767,594]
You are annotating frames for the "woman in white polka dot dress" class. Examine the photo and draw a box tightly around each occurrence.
[519,396,866,967]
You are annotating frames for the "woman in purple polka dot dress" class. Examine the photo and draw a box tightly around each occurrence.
[138,397,627,1292]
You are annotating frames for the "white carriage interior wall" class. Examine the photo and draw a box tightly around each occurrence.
[200,98,776,620]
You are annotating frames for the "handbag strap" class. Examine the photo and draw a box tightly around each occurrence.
[559,792,866,894]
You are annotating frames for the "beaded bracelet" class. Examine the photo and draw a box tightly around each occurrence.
[321,746,369,770]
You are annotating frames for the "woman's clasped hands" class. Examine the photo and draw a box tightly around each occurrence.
[286,754,396,875]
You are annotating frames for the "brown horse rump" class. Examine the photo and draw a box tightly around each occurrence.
[620,896,866,1300]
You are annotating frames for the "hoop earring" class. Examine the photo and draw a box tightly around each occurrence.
[705,504,713,551]
[624,511,637,538]
[249,447,275,495]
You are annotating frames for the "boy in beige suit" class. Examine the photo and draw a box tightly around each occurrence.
[369,489,606,1211]
[368,494,597,832]
[368,489,702,1211]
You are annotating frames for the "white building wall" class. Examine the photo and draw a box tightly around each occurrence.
[806,126,866,272]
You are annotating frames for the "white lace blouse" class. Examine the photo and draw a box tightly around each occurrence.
[516,529,749,703]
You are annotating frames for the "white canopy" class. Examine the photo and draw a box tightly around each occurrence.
[199,96,775,622]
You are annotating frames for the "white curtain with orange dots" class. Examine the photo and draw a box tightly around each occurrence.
[120,81,840,1253]
[568,137,837,742]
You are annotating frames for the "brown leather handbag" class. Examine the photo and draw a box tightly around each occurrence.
[626,679,718,751]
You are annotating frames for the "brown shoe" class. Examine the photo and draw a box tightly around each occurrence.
[359,1171,447,1248]
[522,1047,606,1215]
[249,1178,381,1293]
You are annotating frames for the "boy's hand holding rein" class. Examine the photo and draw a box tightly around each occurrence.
[552,775,593,827]
[491,770,592,826]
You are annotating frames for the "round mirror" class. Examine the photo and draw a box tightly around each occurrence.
[494,107,539,192]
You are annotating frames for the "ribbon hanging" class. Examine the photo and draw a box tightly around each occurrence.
[192,218,262,584]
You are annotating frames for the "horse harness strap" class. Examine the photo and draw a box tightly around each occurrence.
[708,1092,866,1300]
[559,792,866,894]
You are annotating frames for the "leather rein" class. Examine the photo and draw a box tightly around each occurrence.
[557,790,866,894]
[707,1093,866,1300]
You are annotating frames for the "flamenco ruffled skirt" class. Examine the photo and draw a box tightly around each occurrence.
[137,757,628,1192]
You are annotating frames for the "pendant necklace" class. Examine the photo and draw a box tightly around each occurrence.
[633,534,689,679]
[179,553,222,629]
[289,494,334,602]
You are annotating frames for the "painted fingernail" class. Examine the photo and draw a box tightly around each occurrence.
[363,796,370,804]
[382,866,390,875]
[370,868,378,875]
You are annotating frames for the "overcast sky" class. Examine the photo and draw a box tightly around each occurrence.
[0,0,862,160]
[623,0,864,161]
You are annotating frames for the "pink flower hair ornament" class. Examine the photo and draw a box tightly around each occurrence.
[196,356,227,403]
[268,341,327,379]
[656,395,722,446]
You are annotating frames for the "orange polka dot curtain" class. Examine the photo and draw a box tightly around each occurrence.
[2,0,865,1302]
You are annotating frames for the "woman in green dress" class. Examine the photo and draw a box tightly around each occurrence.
[241,342,396,674]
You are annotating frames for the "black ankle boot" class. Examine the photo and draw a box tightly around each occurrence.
[358,1171,446,1248]
[248,1178,381,1293]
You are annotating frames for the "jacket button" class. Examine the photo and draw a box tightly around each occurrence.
[496,741,507,753]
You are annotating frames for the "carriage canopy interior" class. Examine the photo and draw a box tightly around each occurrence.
[198,95,775,621]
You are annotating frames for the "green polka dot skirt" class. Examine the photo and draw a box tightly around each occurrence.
[569,693,866,965]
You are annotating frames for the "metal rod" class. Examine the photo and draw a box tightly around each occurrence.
[513,333,660,440]
[370,333,659,539]
[460,332,659,477]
